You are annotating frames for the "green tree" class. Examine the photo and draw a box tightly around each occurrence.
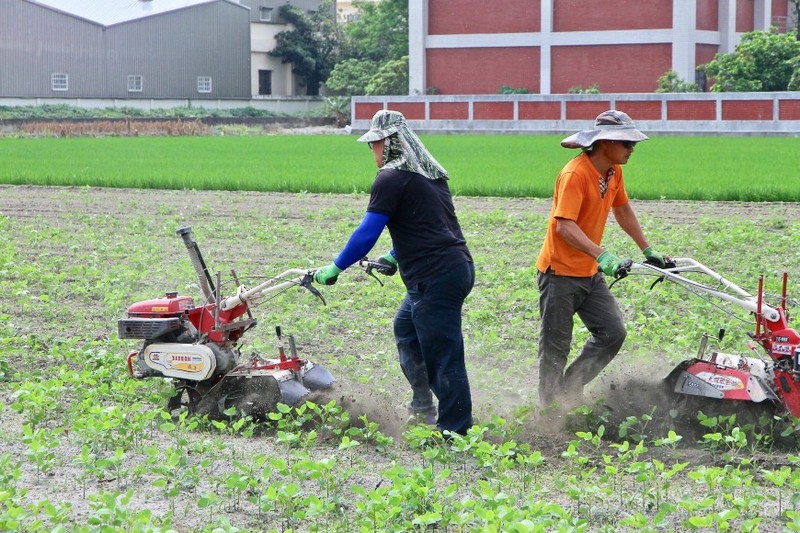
[790,54,800,90]
[346,0,408,62]
[327,0,409,96]
[704,29,800,92]
[325,58,380,95]
[656,70,700,93]
[270,1,341,96]
[365,56,409,95]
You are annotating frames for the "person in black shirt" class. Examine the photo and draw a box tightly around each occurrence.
[313,109,475,435]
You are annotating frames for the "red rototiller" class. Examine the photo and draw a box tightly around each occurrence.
[117,227,335,418]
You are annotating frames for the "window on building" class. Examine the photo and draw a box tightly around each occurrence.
[258,70,272,95]
[197,76,212,93]
[695,70,707,92]
[51,73,68,91]
[259,6,273,21]
[127,75,143,93]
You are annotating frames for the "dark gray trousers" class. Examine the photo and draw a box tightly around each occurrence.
[537,269,627,406]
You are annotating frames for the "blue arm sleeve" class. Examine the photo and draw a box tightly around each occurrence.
[333,211,390,270]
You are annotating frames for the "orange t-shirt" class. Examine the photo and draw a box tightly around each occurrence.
[536,152,629,277]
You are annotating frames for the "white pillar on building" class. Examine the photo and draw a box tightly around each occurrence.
[753,0,771,30]
[718,0,737,53]
[672,0,696,84]
[539,0,553,95]
[408,0,426,95]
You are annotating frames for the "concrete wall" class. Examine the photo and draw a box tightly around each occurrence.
[0,96,325,114]
[351,92,800,135]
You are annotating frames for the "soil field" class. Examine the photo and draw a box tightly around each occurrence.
[5,183,800,429]
[3,185,800,530]
[3,184,800,431]
[5,184,800,224]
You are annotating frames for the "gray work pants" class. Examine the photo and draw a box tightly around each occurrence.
[537,269,627,406]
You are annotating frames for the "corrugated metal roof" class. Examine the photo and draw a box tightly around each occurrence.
[26,0,244,27]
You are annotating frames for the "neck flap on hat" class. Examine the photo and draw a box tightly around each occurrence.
[381,125,448,181]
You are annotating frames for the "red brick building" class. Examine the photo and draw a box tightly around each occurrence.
[408,0,794,95]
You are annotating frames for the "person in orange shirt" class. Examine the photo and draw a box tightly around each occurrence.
[536,110,669,409]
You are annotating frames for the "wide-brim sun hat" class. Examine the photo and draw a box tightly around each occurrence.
[560,109,649,149]
[357,109,406,142]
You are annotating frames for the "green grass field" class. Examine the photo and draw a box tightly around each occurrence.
[0,134,798,200]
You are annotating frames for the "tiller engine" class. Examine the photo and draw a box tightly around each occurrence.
[118,227,334,419]
[628,259,800,417]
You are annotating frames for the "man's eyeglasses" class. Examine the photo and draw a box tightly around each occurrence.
[619,141,637,149]
[367,141,374,149]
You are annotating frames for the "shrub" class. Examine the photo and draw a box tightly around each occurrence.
[568,84,601,94]
[656,70,700,93]
[498,85,530,94]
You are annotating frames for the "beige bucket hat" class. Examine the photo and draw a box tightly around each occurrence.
[560,109,649,149]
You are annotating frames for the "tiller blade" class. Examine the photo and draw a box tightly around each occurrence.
[276,378,312,407]
[191,355,335,419]
[275,360,336,406]
[301,362,336,391]
[193,372,284,419]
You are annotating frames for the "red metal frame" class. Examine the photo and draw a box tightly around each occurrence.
[687,272,800,417]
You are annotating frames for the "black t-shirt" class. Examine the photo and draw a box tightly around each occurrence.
[367,168,472,287]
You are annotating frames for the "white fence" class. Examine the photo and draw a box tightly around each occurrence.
[352,92,800,136]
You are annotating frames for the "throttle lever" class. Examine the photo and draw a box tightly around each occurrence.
[614,259,633,279]
[644,257,677,289]
[358,257,385,287]
[301,273,327,305]
[607,259,633,288]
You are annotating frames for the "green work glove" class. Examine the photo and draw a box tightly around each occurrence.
[313,263,343,285]
[596,250,624,277]
[376,251,398,276]
[643,246,667,268]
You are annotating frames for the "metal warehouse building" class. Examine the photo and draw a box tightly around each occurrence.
[0,0,252,99]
